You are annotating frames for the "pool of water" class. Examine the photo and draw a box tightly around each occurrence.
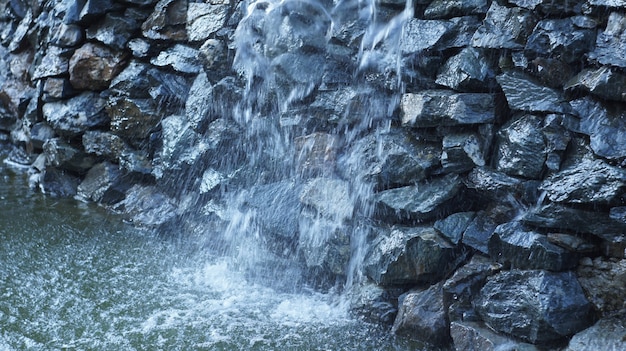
[0,161,429,350]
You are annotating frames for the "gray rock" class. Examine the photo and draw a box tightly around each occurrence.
[540,157,626,204]
[82,131,127,160]
[489,222,578,271]
[339,129,441,188]
[107,97,161,140]
[43,138,96,173]
[150,44,202,74]
[86,9,146,50]
[423,0,489,19]
[364,226,463,286]
[497,72,570,113]
[588,12,626,67]
[525,18,596,63]
[69,43,127,91]
[112,184,177,227]
[294,132,339,176]
[587,0,626,7]
[29,122,55,150]
[451,321,540,351]
[156,114,209,175]
[39,168,80,198]
[297,212,350,276]
[50,23,83,48]
[434,212,476,245]
[462,212,498,254]
[128,38,151,58]
[476,270,593,343]
[471,2,537,49]
[568,97,626,160]
[442,132,486,173]
[375,174,462,221]
[299,178,353,222]
[464,167,521,198]
[42,92,108,137]
[76,162,124,204]
[509,0,585,14]
[576,257,626,314]
[522,203,626,245]
[31,46,70,80]
[435,47,496,92]
[443,255,502,322]
[392,283,450,346]
[547,233,598,254]
[185,71,214,131]
[565,66,626,102]
[400,19,452,54]
[495,114,546,179]
[8,8,31,52]
[566,317,626,351]
[401,90,496,128]
[240,181,302,241]
[527,57,576,89]
[186,3,229,42]
[141,0,188,41]
[42,78,76,101]
[348,283,401,325]
[78,0,114,22]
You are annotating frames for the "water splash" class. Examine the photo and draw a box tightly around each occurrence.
[202,0,416,295]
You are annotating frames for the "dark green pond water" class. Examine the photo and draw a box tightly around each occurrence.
[0,161,428,350]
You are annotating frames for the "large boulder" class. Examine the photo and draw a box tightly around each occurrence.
[364,226,464,286]
[488,222,578,271]
[476,270,593,344]
[401,90,496,127]
[588,12,626,68]
[68,43,128,91]
[565,316,626,351]
[374,174,462,221]
[42,92,108,137]
[392,283,450,346]
[495,114,547,179]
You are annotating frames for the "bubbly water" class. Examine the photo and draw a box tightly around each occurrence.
[0,163,428,350]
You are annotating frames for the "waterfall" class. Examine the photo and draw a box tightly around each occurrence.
[187,0,415,292]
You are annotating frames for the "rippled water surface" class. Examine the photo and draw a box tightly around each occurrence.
[0,164,426,350]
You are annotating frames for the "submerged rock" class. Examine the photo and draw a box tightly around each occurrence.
[113,184,177,227]
[476,270,592,344]
[392,283,450,346]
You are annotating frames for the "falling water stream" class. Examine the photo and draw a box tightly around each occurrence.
[0,0,441,349]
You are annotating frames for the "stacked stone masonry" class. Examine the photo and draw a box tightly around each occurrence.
[0,0,625,349]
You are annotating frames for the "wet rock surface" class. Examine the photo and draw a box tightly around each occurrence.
[1,0,626,349]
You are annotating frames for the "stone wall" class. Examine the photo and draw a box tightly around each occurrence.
[0,0,625,349]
